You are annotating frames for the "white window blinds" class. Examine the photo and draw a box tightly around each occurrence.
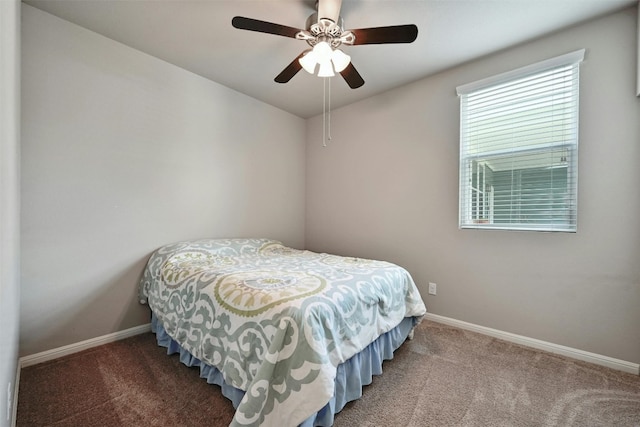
[457,50,584,232]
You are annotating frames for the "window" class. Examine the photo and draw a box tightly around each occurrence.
[457,50,584,232]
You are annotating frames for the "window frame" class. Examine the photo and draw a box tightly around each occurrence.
[456,49,585,232]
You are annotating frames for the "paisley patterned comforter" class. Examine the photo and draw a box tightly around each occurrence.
[139,238,426,427]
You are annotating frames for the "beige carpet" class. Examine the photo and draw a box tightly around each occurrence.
[17,320,640,426]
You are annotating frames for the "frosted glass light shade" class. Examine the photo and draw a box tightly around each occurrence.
[312,41,333,63]
[331,49,351,72]
[317,61,335,77]
[299,50,317,74]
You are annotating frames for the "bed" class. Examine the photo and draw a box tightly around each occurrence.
[138,238,426,427]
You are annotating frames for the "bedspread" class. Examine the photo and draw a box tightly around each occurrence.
[139,238,426,427]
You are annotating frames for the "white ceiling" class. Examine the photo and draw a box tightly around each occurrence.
[24,0,636,118]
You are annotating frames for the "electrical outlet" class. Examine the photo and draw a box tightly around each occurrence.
[428,282,437,295]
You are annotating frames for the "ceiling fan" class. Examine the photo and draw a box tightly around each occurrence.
[231,0,418,89]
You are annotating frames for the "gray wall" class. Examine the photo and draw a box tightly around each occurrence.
[0,1,20,424]
[19,3,640,367]
[306,7,640,364]
[20,5,306,356]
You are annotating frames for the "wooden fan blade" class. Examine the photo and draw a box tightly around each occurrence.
[350,24,418,45]
[275,53,306,83]
[317,0,343,23]
[232,16,302,38]
[340,63,365,89]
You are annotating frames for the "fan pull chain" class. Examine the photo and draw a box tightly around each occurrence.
[322,77,326,146]
[328,77,332,142]
[322,77,332,147]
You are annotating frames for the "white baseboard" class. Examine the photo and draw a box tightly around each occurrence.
[16,314,639,375]
[425,313,639,375]
[19,323,152,369]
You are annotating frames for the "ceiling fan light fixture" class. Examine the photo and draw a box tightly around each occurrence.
[331,48,350,72]
[299,50,318,74]
[317,60,335,77]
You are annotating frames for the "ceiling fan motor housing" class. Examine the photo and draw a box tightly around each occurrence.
[301,13,353,48]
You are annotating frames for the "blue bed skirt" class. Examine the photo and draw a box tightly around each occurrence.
[151,313,419,426]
